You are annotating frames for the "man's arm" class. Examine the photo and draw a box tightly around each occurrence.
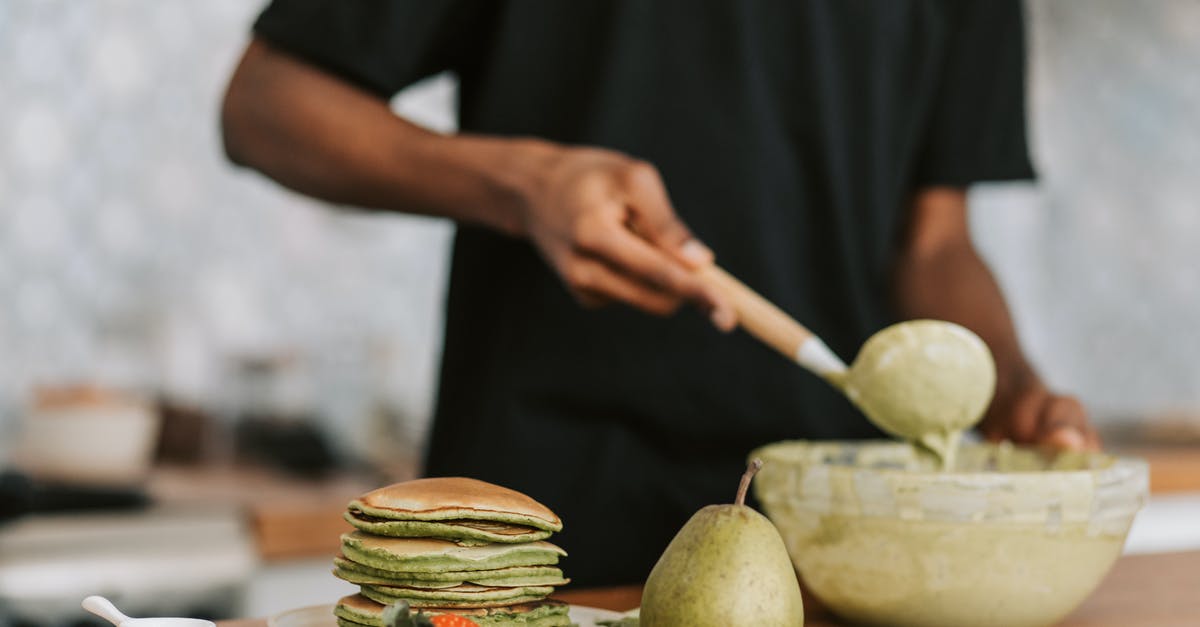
[893,187,1099,450]
[221,38,734,327]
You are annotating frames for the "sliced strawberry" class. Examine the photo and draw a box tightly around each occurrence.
[428,615,479,627]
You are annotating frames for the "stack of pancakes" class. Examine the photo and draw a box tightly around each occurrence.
[333,477,571,626]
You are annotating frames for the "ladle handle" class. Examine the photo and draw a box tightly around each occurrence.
[83,596,131,626]
[699,265,848,381]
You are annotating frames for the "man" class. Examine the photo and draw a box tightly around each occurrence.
[222,1,1099,586]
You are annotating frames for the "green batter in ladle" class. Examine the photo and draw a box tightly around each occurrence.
[700,266,997,467]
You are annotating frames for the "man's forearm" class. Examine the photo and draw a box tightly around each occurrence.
[892,188,1040,415]
[221,38,555,235]
[220,38,733,323]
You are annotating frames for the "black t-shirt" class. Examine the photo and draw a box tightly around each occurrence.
[255,0,1034,586]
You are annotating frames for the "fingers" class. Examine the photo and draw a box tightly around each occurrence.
[619,162,714,268]
[575,221,734,328]
[1043,425,1087,450]
[980,382,1042,444]
[564,258,683,317]
[1035,395,1101,451]
[536,153,733,327]
[612,162,735,329]
[982,386,1102,452]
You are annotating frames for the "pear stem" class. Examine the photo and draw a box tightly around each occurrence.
[736,459,763,506]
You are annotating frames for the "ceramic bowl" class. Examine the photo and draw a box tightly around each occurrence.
[752,441,1148,627]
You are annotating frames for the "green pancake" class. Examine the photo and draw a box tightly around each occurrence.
[334,556,569,588]
[359,583,555,608]
[335,594,571,627]
[341,532,566,574]
[345,514,552,545]
[346,477,562,544]
[333,595,396,627]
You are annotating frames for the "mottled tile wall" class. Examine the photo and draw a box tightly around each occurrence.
[973,0,1200,419]
[0,1,457,458]
[1,1,1197,461]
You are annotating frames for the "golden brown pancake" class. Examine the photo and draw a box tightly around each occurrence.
[335,593,571,623]
[346,478,562,536]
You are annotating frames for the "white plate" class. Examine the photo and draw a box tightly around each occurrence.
[569,606,626,625]
[269,603,626,627]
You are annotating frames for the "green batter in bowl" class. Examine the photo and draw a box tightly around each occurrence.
[752,441,1148,627]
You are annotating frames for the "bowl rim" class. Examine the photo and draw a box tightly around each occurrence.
[751,439,1149,524]
[751,439,1149,481]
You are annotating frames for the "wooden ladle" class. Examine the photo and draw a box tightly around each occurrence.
[698,265,850,386]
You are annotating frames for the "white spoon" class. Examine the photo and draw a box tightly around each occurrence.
[83,596,216,627]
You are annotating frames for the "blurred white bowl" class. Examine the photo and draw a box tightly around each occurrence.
[12,387,159,485]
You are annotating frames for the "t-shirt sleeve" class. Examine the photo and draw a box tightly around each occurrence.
[252,0,493,98]
[916,0,1036,186]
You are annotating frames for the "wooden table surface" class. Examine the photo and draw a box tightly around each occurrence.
[223,550,1200,627]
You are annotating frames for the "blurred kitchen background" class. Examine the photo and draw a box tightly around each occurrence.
[1,1,1198,625]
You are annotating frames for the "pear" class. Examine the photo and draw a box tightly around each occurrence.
[641,460,803,626]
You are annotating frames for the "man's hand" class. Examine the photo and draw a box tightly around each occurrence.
[981,377,1101,451]
[518,146,735,329]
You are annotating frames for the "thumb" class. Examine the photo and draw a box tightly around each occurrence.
[1043,426,1087,451]
[1035,394,1093,451]
[620,162,713,268]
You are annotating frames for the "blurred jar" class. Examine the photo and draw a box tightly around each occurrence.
[231,352,338,476]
